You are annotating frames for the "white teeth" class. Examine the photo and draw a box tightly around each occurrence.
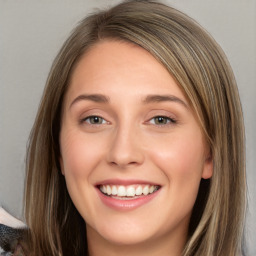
[106,185,111,195]
[135,186,143,196]
[117,186,126,196]
[102,185,107,194]
[143,185,149,195]
[126,186,136,197]
[99,184,159,197]
[112,185,118,195]
[149,185,154,193]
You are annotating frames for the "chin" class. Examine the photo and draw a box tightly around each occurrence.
[101,230,155,246]
[87,217,159,246]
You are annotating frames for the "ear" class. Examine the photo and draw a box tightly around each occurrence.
[201,152,213,179]
[59,156,65,176]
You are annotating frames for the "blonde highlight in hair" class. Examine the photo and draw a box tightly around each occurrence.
[24,1,246,255]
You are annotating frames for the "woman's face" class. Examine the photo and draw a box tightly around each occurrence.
[59,41,212,249]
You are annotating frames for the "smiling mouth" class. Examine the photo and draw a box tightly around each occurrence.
[98,184,160,200]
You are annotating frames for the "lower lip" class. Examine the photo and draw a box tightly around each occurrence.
[96,188,161,211]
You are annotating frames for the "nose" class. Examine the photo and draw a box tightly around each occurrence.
[107,125,145,168]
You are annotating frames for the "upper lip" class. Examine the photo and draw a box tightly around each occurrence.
[95,179,160,186]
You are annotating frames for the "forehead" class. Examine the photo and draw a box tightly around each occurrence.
[65,40,187,104]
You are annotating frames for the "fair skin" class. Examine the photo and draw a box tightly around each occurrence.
[59,40,213,256]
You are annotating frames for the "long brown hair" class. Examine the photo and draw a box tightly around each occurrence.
[24,1,246,255]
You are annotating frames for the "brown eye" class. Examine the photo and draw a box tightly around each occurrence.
[149,116,176,125]
[83,116,106,125]
[155,116,168,125]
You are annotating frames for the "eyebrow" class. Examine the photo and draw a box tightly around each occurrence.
[143,94,188,108]
[69,94,110,109]
[69,93,188,109]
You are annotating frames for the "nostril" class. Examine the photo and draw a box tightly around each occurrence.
[109,160,141,168]
[106,134,145,167]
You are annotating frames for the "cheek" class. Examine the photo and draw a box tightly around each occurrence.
[144,131,206,234]
[60,129,105,178]
[148,131,205,186]
[59,129,107,220]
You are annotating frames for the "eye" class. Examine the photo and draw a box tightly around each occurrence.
[82,116,107,125]
[149,116,176,125]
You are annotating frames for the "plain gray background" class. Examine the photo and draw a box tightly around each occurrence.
[0,0,255,254]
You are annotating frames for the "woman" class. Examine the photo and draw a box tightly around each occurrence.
[10,0,246,255]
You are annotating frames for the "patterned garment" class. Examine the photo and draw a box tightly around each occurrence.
[0,224,26,256]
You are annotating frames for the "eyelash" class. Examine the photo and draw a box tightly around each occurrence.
[148,116,177,126]
[80,115,177,127]
[80,115,108,125]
